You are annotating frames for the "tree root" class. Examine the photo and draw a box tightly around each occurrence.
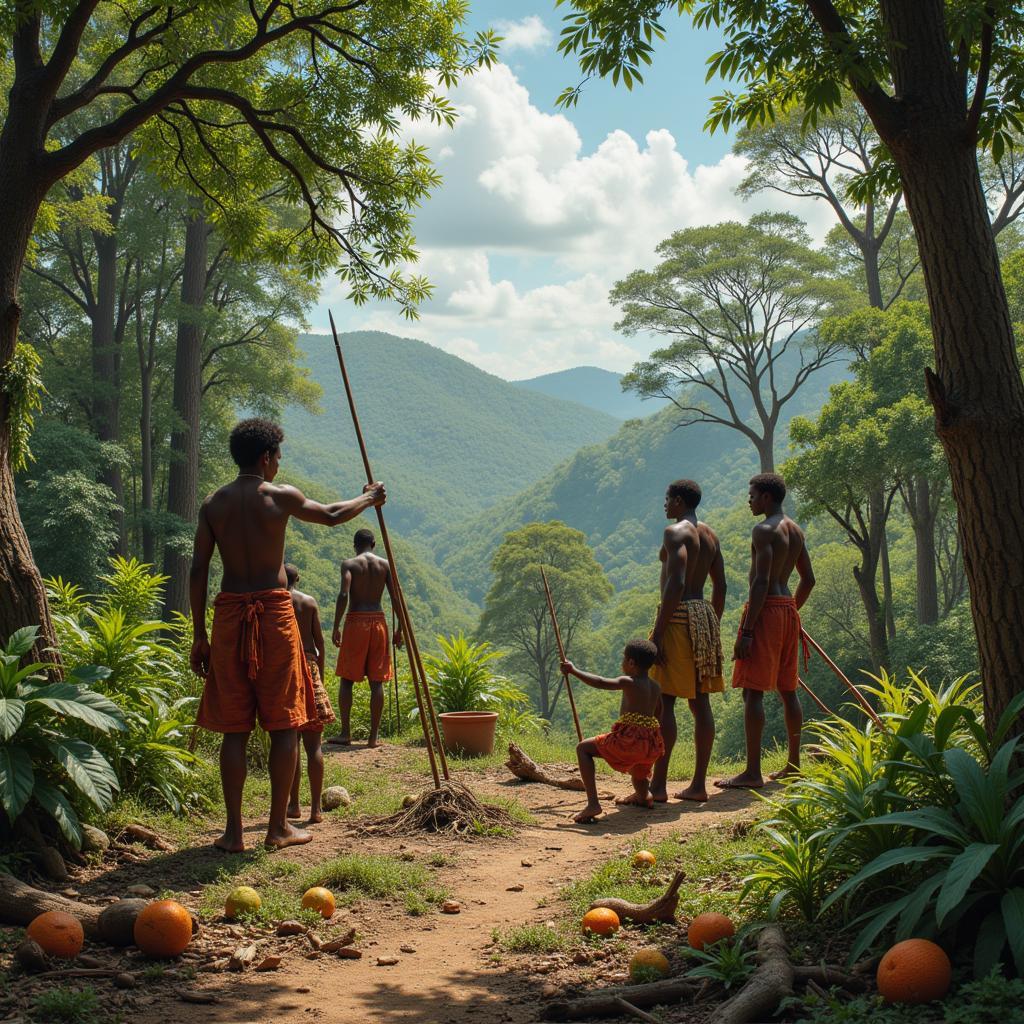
[710,925,793,1024]
[506,743,587,790]
[588,870,685,924]
[543,977,698,1020]
[793,965,867,992]
[0,873,102,936]
[360,781,517,836]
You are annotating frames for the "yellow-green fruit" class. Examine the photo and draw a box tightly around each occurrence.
[630,947,670,980]
[224,886,261,919]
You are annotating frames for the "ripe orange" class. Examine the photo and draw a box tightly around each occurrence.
[876,939,951,1004]
[133,900,194,958]
[687,912,735,950]
[301,886,336,919]
[632,850,657,870]
[581,907,620,936]
[26,911,84,959]
[629,947,670,980]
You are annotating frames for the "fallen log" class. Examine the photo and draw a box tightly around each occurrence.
[506,743,587,791]
[793,965,867,992]
[543,977,698,1020]
[589,870,685,924]
[710,926,793,1024]
[0,873,102,937]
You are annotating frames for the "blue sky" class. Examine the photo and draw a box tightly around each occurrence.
[315,6,833,380]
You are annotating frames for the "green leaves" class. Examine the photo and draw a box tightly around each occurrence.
[47,738,120,810]
[0,698,25,740]
[0,746,35,821]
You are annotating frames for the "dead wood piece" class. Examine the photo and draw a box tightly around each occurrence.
[336,947,362,959]
[320,929,357,953]
[543,978,697,1020]
[175,988,219,1005]
[614,996,662,1023]
[229,944,258,970]
[793,965,867,993]
[120,824,174,851]
[506,743,586,791]
[0,873,102,936]
[360,781,515,837]
[589,871,685,924]
[710,925,793,1024]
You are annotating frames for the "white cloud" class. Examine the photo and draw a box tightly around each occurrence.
[494,15,553,53]
[317,64,840,379]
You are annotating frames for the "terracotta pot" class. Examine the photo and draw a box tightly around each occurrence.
[438,711,499,756]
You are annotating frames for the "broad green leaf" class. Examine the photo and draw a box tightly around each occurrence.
[1001,888,1024,976]
[67,664,112,686]
[26,684,125,733]
[0,745,34,820]
[993,692,1024,746]
[822,846,954,913]
[896,875,943,940]
[6,626,39,658]
[0,697,25,740]
[944,748,1000,839]
[46,738,119,810]
[848,885,928,962]
[32,778,82,850]
[974,910,1006,979]
[935,843,999,926]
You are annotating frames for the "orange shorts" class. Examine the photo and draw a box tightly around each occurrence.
[335,612,391,682]
[731,597,801,693]
[299,657,336,734]
[594,715,666,783]
[196,590,316,733]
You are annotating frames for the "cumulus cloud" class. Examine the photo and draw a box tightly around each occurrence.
[317,63,838,379]
[494,15,553,53]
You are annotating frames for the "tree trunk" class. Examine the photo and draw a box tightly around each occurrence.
[879,524,896,640]
[756,431,775,473]
[161,212,207,617]
[876,2,1024,735]
[854,563,890,672]
[907,476,940,626]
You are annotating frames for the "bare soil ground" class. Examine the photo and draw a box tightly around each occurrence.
[2,743,762,1024]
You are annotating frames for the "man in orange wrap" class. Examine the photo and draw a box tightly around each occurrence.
[717,473,815,790]
[560,639,665,824]
[189,418,385,852]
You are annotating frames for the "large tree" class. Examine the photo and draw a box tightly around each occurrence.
[616,212,850,472]
[556,0,1024,734]
[478,521,612,721]
[0,1,496,658]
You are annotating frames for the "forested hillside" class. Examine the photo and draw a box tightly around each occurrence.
[514,365,669,420]
[281,332,622,538]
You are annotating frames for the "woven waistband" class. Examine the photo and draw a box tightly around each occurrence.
[346,610,386,619]
[616,713,660,729]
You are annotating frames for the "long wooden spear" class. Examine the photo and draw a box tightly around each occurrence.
[328,312,448,785]
[540,567,583,742]
[801,628,885,730]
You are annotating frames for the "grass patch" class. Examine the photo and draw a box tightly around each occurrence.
[306,853,448,911]
[31,986,102,1024]
[562,828,761,922]
[197,849,308,923]
[493,923,567,954]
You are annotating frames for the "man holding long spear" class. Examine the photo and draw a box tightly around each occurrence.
[189,418,385,852]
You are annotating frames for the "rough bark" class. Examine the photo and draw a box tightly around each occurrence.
[588,870,685,924]
[505,743,588,791]
[904,475,941,625]
[879,522,896,640]
[0,873,103,936]
[710,925,793,1024]
[875,0,1024,735]
[161,211,207,617]
[543,978,698,1021]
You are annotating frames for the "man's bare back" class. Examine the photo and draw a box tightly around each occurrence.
[343,551,391,611]
[659,520,723,602]
[290,589,320,654]
[748,514,807,596]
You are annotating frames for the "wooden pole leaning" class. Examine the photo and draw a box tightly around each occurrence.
[328,312,447,786]
[801,629,886,731]
[540,567,583,743]
[797,677,836,718]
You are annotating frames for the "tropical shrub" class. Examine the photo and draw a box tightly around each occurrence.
[0,627,123,849]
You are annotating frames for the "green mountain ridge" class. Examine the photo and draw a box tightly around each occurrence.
[513,365,670,421]
[281,332,622,539]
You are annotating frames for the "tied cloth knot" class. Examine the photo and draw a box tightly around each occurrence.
[241,596,265,681]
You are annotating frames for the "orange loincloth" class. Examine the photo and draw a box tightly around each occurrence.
[196,589,316,733]
[335,611,391,682]
[594,713,666,782]
[299,656,336,734]
[731,596,802,693]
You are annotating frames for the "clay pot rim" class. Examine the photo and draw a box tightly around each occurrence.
[437,711,499,721]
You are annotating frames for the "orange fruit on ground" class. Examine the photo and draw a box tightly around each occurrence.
[581,907,620,936]
[687,912,735,950]
[301,886,336,919]
[133,900,194,958]
[632,850,657,870]
[630,947,670,980]
[26,911,84,959]
[876,939,951,1004]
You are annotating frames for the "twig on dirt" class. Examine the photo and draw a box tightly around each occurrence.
[359,781,516,837]
[175,988,219,1004]
[614,996,663,1023]
[710,926,793,1024]
[793,965,867,992]
[118,823,174,851]
[588,871,685,925]
[30,968,120,981]
[506,743,585,791]
[543,978,698,1020]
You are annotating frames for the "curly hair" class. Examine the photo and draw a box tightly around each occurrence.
[624,638,658,671]
[353,528,376,550]
[749,472,787,503]
[667,478,702,508]
[229,418,284,468]
[284,563,299,586]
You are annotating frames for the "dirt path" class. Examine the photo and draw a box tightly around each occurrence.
[122,745,760,1024]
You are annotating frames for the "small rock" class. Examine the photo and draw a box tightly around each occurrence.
[441,901,461,914]
[225,925,245,939]
[296,986,311,993]
[540,983,560,999]
[77,954,105,968]
[376,956,399,966]
[15,938,48,973]
[321,786,352,811]
[399,945,416,954]
[82,825,111,852]
[307,932,323,950]
[256,955,282,971]
[113,972,137,989]
[505,884,524,892]
[520,859,533,867]
[126,884,156,897]
[276,921,307,937]
[320,930,356,953]
[305,951,322,960]
[336,947,362,959]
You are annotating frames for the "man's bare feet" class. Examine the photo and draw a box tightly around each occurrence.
[768,766,800,781]
[572,803,604,824]
[649,788,669,804]
[264,823,313,850]
[714,773,764,790]
[366,738,381,749]
[614,792,655,808]
[327,734,351,746]
[307,811,324,825]
[286,805,303,820]
[213,832,245,854]
[674,783,709,802]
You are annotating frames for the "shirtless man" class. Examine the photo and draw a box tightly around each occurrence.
[284,563,334,824]
[649,480,727,804]
[717,473,815,790]
[330,528,402,748]
[189,418,385,852]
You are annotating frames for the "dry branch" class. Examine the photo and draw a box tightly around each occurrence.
[543,977,698,1020]
[710,925,794,1024]
[793,964,867,992]
[505,743,613,797]
[588,871,685,924]
[360,781,516,837]
[0,873,102,936]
